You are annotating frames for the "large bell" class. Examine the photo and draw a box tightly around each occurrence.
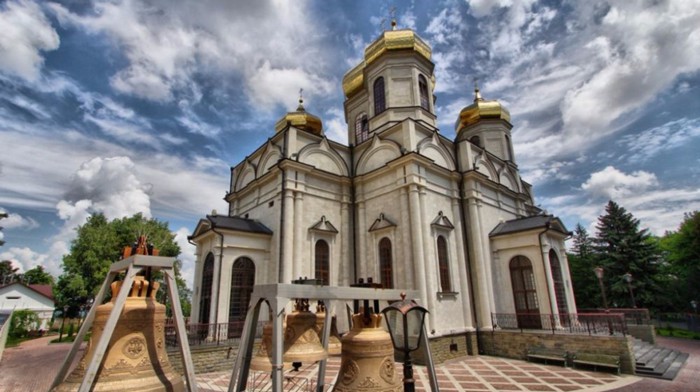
[52,277,184,391]
[250,320,292,371]
[335,311,401,392]
[282,298,328,364]
[314,302,342,356]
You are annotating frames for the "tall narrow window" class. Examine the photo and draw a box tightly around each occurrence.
[379,237,393,289]
[549,250,568,315]
[229,257,255,321]
[355,113,369,144]
[510,256,541,329]
[419,75,429,110]
[315,240,330,285]
[199,253,214,324]
[374,77,386,114]
[437,235,452,292]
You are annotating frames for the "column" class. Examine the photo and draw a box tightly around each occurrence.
[419,186,437,332]
[400,187,414,288]
[356,197,367,282]
[452,198,474,329]
[282,189,294,283]
[340,200,351,286]
[293,192,303,280]
[541,241,560,326]
[467,198,492,329]
[408,184,428,310]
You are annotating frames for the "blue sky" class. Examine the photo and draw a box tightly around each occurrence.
[1,0,699,288]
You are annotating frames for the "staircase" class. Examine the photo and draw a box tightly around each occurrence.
[633,338,688,380]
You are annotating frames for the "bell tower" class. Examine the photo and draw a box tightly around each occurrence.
[342,21,436,146]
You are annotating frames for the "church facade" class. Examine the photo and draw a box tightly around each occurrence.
[189,26,576,341]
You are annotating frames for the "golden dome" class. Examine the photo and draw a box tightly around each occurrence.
[342,25,432,98]
[455,88,511,131]
[274,98,323,135]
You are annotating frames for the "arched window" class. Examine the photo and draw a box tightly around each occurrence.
[199,253,214,324]
[315,240,330,285]
[419,74,429,110]
[355,113,369,144]
[470,136,482,148]
[549,250,568,315]
[505,135,514,160]
[510,256,541,329]
[437,235,451,292]
[229,257,255,323]
[379,237,393,289]
[373,77,386,114]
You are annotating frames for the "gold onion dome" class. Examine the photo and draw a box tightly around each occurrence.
[274,96,323,135]
[455,87,511,131]
[342,21,432,98]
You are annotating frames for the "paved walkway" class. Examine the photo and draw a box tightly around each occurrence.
[0,335,695,391]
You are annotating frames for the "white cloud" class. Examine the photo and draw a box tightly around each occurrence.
[48,0,334,109]
[581,166,658,200]
[619,118,700,163]
[0,247,51,275]
[0,211,39,230]
[174,227,195,289]
[0,0,59,81]
[324,108,348,145]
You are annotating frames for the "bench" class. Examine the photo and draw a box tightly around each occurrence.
[527,347,569,367]
[572,353,620,374]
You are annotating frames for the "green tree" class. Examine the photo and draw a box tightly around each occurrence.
[56,213,191,316]
[22,265,55,285]
[1,260,19,284]
[593,201,662,309]
[9,309,40,338]
[660,211,700,310]
[567,224,600,309]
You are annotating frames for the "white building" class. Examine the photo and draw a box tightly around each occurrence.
[0,283,55,330]
[189,25,576,346]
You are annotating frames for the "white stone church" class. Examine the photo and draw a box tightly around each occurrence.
[189,25,576,343]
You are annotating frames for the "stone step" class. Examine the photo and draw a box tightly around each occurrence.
[633,343,655,360]
[636,347,663,364]
[636,352,688,380]
[636,348,671,370]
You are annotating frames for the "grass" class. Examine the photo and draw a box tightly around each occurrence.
[49,332,91,344]
[656,326,700,340]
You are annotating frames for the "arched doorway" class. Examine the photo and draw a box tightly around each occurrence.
[199,253,214,324]
[228,257,255,337]
[510,256,541,329]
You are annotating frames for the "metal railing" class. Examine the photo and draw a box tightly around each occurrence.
[491,312,628,336]
[578,308,650,325]
[164,321,251,348]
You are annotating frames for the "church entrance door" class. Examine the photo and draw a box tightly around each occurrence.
[510,256,542,329]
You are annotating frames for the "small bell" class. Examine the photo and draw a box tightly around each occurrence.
[282,298,328,364]
[314,301,342,356]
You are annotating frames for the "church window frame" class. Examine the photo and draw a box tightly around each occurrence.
[199,252,215,324]
[509,255,542,329]
[419,74,430,111]
[436,235,452,293]
[315,239,330,285]
[355,112,369,144]
[373,77,386,115]
[378,237,394,289]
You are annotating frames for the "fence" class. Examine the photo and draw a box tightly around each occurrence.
[578,308,650,325]
[491,312,628,336]
[164,320,264,348]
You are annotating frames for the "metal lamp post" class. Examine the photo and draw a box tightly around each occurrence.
[622,273,637,308]
[691,300,698,314]
[593,267,608,310]
[381,293,429,392]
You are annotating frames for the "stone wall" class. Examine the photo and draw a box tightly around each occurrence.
[627,324,656,344]
[479,331,635,374]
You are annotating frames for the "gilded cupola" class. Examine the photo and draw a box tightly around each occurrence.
[455,87,511,132]
[274,96,323,135]
[342,21,432,98]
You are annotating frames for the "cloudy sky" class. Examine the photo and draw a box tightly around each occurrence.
[1,0,699,288]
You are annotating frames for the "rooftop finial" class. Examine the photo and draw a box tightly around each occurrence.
[297,88,305,111]
[390,6,397,30]
[473,78,483,102]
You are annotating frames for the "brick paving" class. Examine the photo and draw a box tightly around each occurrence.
[1,335,696,391]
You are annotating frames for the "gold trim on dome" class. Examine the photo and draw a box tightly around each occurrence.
[342,29,432,98]
[456,99,511,131]
[274,111,323,135]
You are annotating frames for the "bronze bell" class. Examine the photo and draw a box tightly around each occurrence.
[52,276,184,391]
[282,299,328,364]
[314,302,342,356]
[250,319,292,371]
[335,311,401,392]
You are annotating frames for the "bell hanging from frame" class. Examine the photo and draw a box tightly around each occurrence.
[282,298,328,364]
[250,318,292,371]
[314,301,342,356]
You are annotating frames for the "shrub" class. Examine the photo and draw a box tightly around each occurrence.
[9,309,40,338]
